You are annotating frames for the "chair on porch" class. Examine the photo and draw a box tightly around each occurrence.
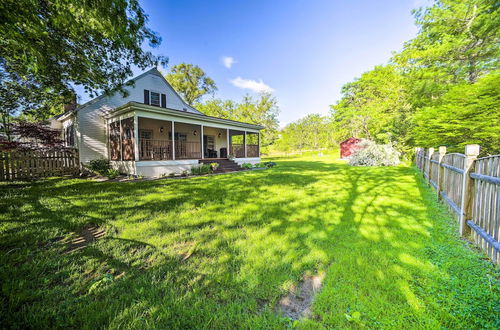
[205,149,217,158]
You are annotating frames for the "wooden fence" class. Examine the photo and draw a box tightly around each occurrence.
[416,145,499,265]
[0,149,79,181]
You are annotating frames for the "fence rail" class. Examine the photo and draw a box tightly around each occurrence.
[415,145,499,265]
[0,149,79,181]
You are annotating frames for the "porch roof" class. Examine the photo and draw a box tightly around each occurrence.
[106,101,264,131]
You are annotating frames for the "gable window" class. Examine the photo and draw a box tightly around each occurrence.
[150,91,160,106]
[144,89,167,108]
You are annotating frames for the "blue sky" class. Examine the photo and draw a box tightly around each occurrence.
[92,1,429,126]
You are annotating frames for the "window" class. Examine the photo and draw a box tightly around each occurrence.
[140,130,152,140]
[144,89,166,107]
[169,132,187,141]
[150,91,160,106]
[64,124,74,147]
[109,121,121,160]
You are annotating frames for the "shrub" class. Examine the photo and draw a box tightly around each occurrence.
[87,159,111,176]
[200,164,212,174]
[264,161,277,168]
[106,168,120,179]
[241,163,253,169]
[191,166,201,175]
[349,140,400,166]
[181,170,189,177]
[191,164,212,175]
[210,163,220,171]
[254,163,267,168]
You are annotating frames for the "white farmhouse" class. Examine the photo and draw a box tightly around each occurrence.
[50,68,262,177]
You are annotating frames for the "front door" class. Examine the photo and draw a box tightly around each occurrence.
[203,135,216,158]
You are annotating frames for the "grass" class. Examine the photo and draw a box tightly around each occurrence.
[0,155,498,328]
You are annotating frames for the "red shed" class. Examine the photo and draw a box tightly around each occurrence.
[340,137,362,159]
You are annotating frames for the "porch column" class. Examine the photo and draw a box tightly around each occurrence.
[227,128,230,157]
[119,119,123,161]
[258,132,261,157]
[201,125,204,159]
[133,114,139,161]
[171,121,176,160]
[244,131,247,158]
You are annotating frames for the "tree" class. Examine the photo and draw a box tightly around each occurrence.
[274,114,332,153]
[413,72,500,155]
[330,65,412,152]
[197,93,280,151]
[0,0,166,120]
[394,0,500,110]
[0,121,65,151]
[396,0,499,84]
[165,63,217,105]
[0,62,67,141]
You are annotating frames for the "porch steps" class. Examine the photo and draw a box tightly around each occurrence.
[199,159,242,173]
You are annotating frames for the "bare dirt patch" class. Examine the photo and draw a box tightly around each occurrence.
[276,272,325,320]
[64,226,106,253]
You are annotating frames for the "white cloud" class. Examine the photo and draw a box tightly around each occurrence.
[230,77,274,93]
[221,56,235,69]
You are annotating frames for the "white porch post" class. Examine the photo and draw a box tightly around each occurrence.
[227,128,230,157]
[119,118,123,161]
[244,131,247,158]
[171,121,176,160]
[201,124,204,159]
[258,132,261,158]
[133,114,139,161]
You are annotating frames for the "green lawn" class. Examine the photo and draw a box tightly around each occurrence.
[1,155,498,328]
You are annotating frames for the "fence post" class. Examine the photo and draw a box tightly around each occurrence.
[437,146,446,198]
[415,147,422,169]
[426,147,434,183]
[459,144,480,236]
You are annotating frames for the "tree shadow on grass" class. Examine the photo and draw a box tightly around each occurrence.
[0,160,498,328]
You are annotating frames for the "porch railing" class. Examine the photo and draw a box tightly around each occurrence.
[247,144,259,157]
[139,139,258,160]
[230,144,245,158]
[175,141,202,159]
[139,139,173,160]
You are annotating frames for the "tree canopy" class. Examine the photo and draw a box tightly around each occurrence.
[0,0,166,126]
[165,63,217,105]
[273,114,332,153]
[197,93,280,151]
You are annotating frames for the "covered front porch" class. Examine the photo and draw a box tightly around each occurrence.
[135,118,259,161]
[106,102,262,176]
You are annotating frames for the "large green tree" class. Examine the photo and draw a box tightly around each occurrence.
[397,0,499,84]
[414,72,500,155]
[394,0,499,110]
[0,0,166,123]
[197,93,280,151]
[274,114,332,153]
[165,63,217,105]
[330,65,412,151]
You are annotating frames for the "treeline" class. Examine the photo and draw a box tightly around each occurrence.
[273,0,500,156]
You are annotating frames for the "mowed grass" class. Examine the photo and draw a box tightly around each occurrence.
[0,155,498,328]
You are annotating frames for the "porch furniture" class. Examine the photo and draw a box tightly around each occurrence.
[220,147,227,158]
[206,149,217,158]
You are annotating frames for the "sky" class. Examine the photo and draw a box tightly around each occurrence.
[90,0,430,126]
